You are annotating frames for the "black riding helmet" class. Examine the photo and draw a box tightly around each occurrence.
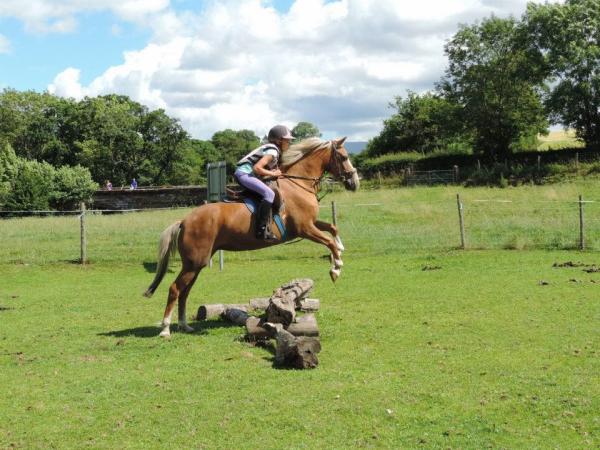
[268,125,294,142]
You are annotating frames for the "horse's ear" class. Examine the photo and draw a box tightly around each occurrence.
[336,137,347,146]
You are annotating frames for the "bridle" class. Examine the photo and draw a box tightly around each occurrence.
[278,141,356,197]
[327,141,357,184]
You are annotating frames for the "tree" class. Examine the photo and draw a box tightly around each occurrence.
[210,129,260,173]
[365,91,468,157]
[440,16,548,159]
[525,0,600,148]
[292,122,321,141]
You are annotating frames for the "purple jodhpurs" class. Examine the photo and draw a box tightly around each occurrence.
[234,169,275,203]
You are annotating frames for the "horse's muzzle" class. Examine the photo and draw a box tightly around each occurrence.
[343,172,360,191]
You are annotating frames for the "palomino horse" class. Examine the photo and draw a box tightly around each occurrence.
[144,137,359,337]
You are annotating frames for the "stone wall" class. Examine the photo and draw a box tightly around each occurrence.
[92,186,208,210]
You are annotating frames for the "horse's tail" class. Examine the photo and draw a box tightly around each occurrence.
[143,221,182,298]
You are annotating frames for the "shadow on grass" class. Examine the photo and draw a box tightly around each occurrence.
[99,319,241,339]
[143,261,157,273]
[142,261,177,274]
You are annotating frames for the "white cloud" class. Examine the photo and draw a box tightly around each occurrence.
[42,0,550,140]
[0,34,10,54]
[0,0,169,33]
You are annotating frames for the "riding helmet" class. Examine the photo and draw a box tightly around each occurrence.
[268,125,294,141]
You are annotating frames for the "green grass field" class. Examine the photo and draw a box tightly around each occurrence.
[1,183,599,448]
[537,129,585,150]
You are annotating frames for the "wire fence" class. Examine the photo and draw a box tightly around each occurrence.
[2,194,600,267]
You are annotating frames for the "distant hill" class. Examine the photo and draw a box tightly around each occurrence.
[345,141,367,154]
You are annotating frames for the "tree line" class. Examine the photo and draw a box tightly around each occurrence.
[0,89,321,210]
[362,0,600,161]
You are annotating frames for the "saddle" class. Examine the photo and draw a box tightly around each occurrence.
[225,182,283,215]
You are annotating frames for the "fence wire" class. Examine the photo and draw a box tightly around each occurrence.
[1,197,599,266]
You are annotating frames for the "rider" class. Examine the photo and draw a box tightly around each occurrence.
[234,124,293,240]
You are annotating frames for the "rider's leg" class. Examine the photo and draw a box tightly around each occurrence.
[234,171,276,240]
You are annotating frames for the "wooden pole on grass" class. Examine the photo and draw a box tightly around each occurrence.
[579,195,585,250]
[80,202,87,264]
[331,201,337,227]
[456,194,465,249]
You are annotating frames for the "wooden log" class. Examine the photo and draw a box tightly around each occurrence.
[196,303,248,320]
[245,314,319,339]
[278,278,314,305]
[248,297,270,310]
[249,297,319,312]
[266,289,296,326]
[287,314,319,337]
[298,298,320,312]
[245,317,271,340]
[196,303,225,320]
[263,323,321,369]
[222,308,250,326]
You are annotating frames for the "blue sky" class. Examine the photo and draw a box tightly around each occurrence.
[0,0,545,140]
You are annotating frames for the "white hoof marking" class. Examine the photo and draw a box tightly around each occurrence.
[159,328,171,338]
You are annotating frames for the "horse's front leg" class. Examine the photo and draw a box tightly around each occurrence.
[300,224,343,282]
[315,220,345,254]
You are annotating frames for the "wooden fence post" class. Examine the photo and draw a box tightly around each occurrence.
[331,201,337,227]
[80,202,87,264]
[579,195,585,250]
[453,165,459,182]
[537,155,541,170]
[456,194,466,249]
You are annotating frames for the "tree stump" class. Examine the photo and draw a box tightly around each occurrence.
[263,323,321,369]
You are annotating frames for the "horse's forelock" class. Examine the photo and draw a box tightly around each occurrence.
[281,138,331,168]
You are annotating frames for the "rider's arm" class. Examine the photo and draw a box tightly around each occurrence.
[253,155,282,178]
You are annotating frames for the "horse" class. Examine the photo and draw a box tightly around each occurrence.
[144,137,359,337]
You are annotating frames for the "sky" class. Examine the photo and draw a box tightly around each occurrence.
[0,0,549,141]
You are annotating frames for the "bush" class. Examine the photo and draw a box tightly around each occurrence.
[5,159,55,211]
[0,145,98,211]
[50,165,98,210]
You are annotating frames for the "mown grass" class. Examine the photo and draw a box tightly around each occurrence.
[1,184,599,448]
[537,129,585,151]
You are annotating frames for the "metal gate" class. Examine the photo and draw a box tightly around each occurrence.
[405,169,456,185]
[206,161,227,202]
[206,161,227,270]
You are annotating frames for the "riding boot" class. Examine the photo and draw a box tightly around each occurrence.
[256,200,278,240]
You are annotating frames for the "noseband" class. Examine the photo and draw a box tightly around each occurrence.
[329,141,357,183]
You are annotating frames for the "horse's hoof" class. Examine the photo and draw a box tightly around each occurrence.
[159,329,171,338]
[179,323,194,333]
[330,268,340,282]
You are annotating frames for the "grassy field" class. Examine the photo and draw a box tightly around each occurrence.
[537,129,585,150]
[1,184,599,448]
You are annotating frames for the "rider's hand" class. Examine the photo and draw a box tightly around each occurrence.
[271,169,282,178]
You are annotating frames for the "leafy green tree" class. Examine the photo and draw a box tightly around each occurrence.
[525,0,600,148]
[365,91,468,157]
[50,165,98,210]
[440,16,548,159]
[211,129,260,173]
[292,122,321,141]
[5,159,55,211]
[0,140,18,207]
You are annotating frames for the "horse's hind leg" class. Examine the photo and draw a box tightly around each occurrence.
[160,268,198,338]
[176,269,202,332]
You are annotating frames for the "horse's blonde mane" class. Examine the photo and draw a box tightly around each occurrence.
[281,138,331,168]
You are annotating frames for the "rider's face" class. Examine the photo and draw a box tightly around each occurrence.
[279,138,292,151]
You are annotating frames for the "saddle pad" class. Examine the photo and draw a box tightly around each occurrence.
[242,198,287,241]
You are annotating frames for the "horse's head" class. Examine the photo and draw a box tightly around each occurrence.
[327,137,360,191]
